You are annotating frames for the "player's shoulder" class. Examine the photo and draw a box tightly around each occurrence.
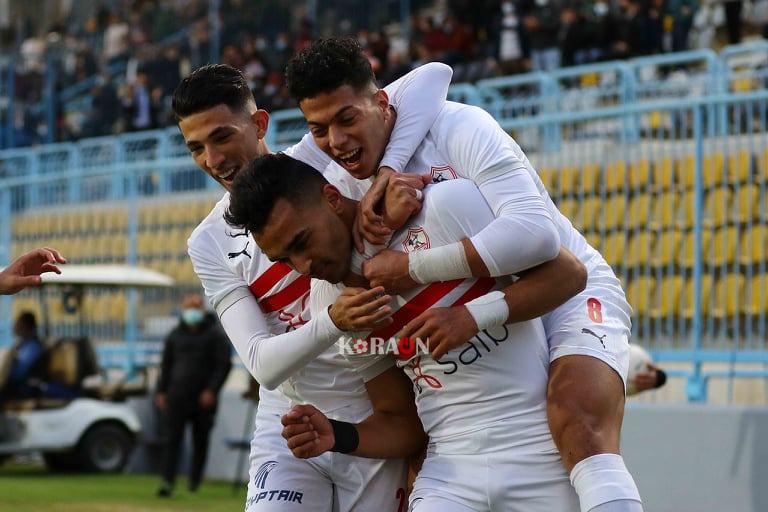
[434,101,496,131]
[423,178,483,209]
[187,192,231,250]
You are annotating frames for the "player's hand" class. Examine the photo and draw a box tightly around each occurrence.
[362,250,418,294]
[399,306,479,361]
[281,404,335,459]
[382,173,431,231]
[354,168,396,252]
[329,286,393,332]
[632,363,661,393]
[0,247,66,295]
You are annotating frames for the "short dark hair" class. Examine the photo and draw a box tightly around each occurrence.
[16,311,37,330]
[224,153,329,235]
[172,64,255,120]
[285,37,376,102]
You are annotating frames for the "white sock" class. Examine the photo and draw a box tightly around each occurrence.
[570,454,643,512]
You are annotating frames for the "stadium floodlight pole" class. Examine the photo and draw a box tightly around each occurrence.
[208,0,221,64]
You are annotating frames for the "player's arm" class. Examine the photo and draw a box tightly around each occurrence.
[285,62,452,175]
[188,232,391,390]
[281,367,426,460]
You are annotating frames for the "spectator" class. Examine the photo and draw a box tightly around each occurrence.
[155,294,232,498]
[0,312,46,401]
[521,0,563,71]
[122,70,160,132]
[667,0,698,52]
[102,12,130,66]
[498,0,525,73]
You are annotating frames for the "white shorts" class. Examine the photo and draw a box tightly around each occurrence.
[542,260,632,387]
[246,408,407,512]
[409,425,579,512]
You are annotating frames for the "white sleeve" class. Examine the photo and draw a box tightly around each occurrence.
[218,292,344,390]
[440,106,561,275]
[283,133,333,172]
[187,229,246,311]
[379,62,453,171]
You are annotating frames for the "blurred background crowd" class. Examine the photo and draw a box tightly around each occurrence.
[1,0,767,148]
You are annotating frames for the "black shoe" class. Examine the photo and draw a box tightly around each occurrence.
[157,483,173,498]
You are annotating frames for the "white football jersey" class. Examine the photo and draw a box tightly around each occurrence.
[403,101,605,273]
[312,179,554,449]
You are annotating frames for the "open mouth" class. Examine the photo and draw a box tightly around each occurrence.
[337,148,362,169]
[217,166,239,184]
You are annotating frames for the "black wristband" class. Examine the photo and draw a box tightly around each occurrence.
[655,369,667,389]
[329,419,359,454]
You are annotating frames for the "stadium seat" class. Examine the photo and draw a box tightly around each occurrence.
[703,187,732,227]
[557,198,578,221]
[604,161,627,193]
[676,191,694,229]
[653,157,674,190]
[626,276,655,318]
[558,166,578,196]
[649,192,677,230]
[711,274,745,318]
[653,229,683,267]
[682,274,713,319]
[729,149,752,183]
[651,275,683,318]
[710,227,739,267]
[625,232,654,268]
[603,195,627,230]
[580,164,601,194]
[739,226,767,265]
[680,229,713,267]
[746,274,768,316]
[537,168,556,194]
[603,232,627,267]
[675,153,724,190]
[627,193,651,230]
[629,159,651,190]
[734,184,761,223]
[576,197,601,232]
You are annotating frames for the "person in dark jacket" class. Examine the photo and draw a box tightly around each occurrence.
[155,294,232,497]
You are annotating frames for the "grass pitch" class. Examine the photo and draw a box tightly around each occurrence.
[0,461,245,512]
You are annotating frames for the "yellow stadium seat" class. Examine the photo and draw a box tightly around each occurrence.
[712,274,745,318]
[676,191,694,229]
[604,161,627,193]
[746,274,768,316]
[675,153,723,190]
[729,149,751,183]
[739,226,767,265]
[651,275,683,318]
[626,276,655,317]
[538,167,556,194]
[576,197,601,232]
[580,72,600,87]
[603,232,627,267]
[761,149,768,180]
[734,185,760,223]
[703,187,732,227]
[624,232,655,268]
[680,229,713,267]
[558,166,578,196]
[109,294,127,322]
[676,154,695,189]
[653,157,674,191]
[603,195,627,230]
[683,274,713,319]
[650,192,678,230]
[711,227,739,267]
[557,198,578,220]
[731,77,753,92]
[627,194,651,229]
[581,164,601,194]
[629,159,650,190]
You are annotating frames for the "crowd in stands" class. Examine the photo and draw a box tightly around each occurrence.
[1,0,766,148]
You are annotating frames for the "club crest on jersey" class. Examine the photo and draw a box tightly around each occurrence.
[430,165,457,183]
[402,227,431,253]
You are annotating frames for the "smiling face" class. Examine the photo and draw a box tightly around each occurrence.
[301,85,393,180]
[253,187,354,284]
[178,104,269,191]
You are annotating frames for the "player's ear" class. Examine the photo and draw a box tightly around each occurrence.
[374,88,389,113]
[250,109,270,139]
[321,184,344,212]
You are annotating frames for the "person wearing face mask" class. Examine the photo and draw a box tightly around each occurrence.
[155,294,232,497]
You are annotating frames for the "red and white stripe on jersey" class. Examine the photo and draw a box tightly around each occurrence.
[249,262,311,331]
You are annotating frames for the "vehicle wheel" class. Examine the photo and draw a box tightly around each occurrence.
[76,423,134,473]
[43,452,80,472]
